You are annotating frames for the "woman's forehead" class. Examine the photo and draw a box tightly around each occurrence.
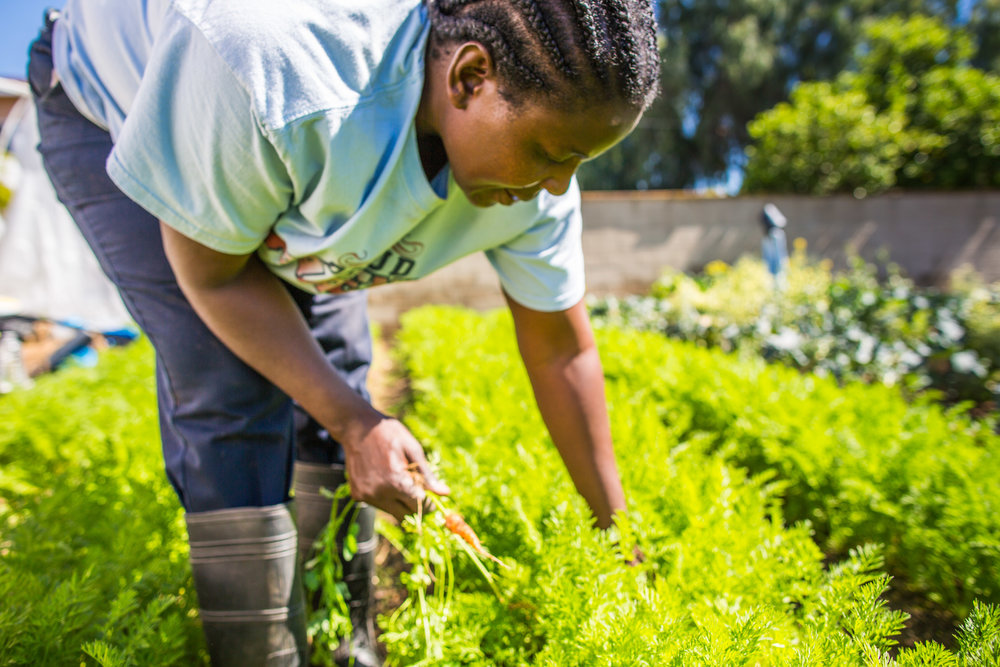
[513,99,640,157]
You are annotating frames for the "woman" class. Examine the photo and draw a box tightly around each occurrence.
[29,0,660,664]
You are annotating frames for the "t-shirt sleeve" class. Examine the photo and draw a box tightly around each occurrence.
[105,14,292,255]
[484,181,586,312]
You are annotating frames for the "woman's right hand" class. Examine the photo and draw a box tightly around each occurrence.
[159,223,447,520]
[341,413,451,521]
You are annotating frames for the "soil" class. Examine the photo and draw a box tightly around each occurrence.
[373,533,409,621]
[367,328,413,652]
[368,328,409,415]
[884,580,960,653]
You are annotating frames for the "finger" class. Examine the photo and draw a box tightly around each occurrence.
[398,469,426,501]
[364,494,398,518]
[391,479,424,516]
[389,494,433,520]
[385,497,412,523]
[421,466,450,495]
[409,453,450,496]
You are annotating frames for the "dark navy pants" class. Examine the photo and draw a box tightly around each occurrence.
[28,15,372,513]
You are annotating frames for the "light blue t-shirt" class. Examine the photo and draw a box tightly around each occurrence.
[52,0,585,311]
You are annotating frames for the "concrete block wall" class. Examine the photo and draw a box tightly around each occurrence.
[367,190,1000,324]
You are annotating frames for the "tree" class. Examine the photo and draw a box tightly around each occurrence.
[579,0,963,191]
[740,85,906,196]
[969,0,1000,72]
[742,14,1000,194]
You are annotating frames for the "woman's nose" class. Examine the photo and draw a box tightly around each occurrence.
[542,160,579,196]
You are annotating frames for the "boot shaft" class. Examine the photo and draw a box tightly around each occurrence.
[186,503,308,666]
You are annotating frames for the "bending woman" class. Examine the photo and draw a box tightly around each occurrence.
[28,0,660,664]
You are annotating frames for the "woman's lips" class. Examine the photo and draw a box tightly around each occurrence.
[496,189,516,205]
[486,187,539,206]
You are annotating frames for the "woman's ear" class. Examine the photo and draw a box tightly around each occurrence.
[446,42,495,110]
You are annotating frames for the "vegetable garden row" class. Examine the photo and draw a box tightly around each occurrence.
[2,264,1000,664]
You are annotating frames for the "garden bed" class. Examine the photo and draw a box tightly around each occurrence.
[375,306,1000,665]
[2,302,999,665]
[589,246,1000,415]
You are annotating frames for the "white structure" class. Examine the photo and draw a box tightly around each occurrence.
[0,77,130,331]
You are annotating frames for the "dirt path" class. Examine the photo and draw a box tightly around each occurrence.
[366,329,412,638]
[369,329,407,415]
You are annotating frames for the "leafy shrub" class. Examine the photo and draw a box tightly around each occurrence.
[385,306,1000,664]
[589,246,1000,409]
[0,339,205,666]
[743,14,1000,195]
[742,84,907,195]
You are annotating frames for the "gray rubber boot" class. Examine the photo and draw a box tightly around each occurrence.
[186,503,309,666]
[294,462,382,667]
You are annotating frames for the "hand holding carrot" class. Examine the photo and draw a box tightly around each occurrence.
[409,464,507,569]
[341,414,450,521]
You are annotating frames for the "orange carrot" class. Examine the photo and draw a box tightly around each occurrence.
[444,512,483,551]
[444,511,504,566]
[414,470,508,571]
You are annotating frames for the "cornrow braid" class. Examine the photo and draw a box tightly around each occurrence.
[424,0,660,111]
[567,0,611,77]
[606,2,638,75]
[511,0,574,78]
[426,1,551,91]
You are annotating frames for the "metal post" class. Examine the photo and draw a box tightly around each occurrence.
[761,203,789,289]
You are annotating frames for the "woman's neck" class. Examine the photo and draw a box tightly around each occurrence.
[416,132,447,181]
[414,41,451,180]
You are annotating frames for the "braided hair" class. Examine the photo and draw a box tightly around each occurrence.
[424,0,660,112]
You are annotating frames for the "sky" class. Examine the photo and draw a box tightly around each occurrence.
[0,0,65,80]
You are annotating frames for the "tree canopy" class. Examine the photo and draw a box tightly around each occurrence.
[742,14,1000,194]
[577,0,999,191]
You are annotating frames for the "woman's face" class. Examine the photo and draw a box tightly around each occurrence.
[437,74,640,208]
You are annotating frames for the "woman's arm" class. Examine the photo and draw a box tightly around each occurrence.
[505,293,625,529]
[160,222,448,518]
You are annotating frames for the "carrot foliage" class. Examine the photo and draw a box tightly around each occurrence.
[380,305,1000,666]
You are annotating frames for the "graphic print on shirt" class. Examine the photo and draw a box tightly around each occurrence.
[264,231,293,264]
[262,232,424,293]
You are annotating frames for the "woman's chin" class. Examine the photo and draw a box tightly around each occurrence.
[464,188,500,207]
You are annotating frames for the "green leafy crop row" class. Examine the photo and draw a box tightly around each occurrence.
[0,339,205,666]
[3,306,1000,665]
[383,306,1000,665]
[604,319,1000,616]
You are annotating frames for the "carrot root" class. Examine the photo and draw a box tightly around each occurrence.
[443,511,506,567]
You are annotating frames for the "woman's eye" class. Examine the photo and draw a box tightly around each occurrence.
[535,146,559,164]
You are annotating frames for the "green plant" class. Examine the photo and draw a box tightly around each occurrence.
[377,486,508,667]
[0,339,205,665]
[590,250,1000,408]
[382,305,1000,664]
[304,483,360,666]
[743,14,1000,195]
